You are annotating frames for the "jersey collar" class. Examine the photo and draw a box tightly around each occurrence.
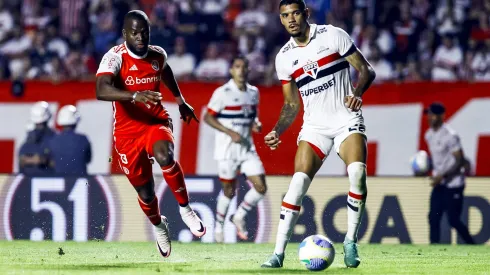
[228,79,248,92]
[124,42,148,59]
[290,24,317,48]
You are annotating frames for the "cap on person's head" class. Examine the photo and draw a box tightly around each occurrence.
[424,102,446,115]
[30,101,52,124]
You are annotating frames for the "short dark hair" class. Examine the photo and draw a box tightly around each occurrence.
[124,10,149,26]
[230,55,249,67]
[279,0,306,11]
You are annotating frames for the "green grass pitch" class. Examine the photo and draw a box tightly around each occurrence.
[0,241,488,274]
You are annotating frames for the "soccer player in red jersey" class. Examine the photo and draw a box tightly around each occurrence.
[95,10,205,258]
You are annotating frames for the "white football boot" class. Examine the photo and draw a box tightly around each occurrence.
[214,222,224,243]
[232,215,249,240]
[181,209,207,238]
[154,216,171,258]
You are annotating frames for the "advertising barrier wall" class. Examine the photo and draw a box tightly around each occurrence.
[0,81,490,176]
[1,175,489,245]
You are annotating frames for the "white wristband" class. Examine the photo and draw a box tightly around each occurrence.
[131,92,137,103]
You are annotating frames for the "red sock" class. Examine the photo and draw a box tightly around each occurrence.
[138,196,162,226]
[162,161,189,206]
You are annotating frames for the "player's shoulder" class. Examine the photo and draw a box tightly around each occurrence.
[214,81,233,94]
[105,43,127,57]
[277,39,295,60]
[442,124,459,138]
[148,45,168,58]
[246,83,259,92]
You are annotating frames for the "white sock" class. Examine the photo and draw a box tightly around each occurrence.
[274,172,311,255]
[216,194,231,226]
[346,162,367,242]
[234,188,264,220]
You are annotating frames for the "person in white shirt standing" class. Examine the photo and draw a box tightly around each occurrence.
[432,35,463,81]
[261,0,376,269]
[424,102,475,245]
[204,56,267,243]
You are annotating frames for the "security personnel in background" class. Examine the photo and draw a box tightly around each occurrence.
[48,105,92,175]
[19,101,56,175]
[424,102,475,244]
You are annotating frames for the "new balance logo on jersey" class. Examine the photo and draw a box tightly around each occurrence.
[129,64,138,71]
[125,75,161,86]
[303,61,319,79]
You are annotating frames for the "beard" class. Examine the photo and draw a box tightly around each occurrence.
[127,43,148,56]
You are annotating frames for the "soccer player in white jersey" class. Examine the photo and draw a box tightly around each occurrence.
[424,103,475,244]
[261,0,376,268]
[204,56,267,243]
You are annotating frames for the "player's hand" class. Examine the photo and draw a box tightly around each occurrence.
[252,121,262,133]
[134,91,162,108]
[264,131,281,150]
[344,95,363,112]
[227,130,242,143]
[430,175,443,187]
[179,102,199,124]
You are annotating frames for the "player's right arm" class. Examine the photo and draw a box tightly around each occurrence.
[265,54,300,150]
[204,89,242,143]
[95,50,161,105]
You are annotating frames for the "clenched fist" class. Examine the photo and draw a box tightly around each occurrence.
[264,131,281,150]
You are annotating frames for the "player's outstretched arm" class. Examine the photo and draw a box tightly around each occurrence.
[96,74,162,106]
[264,82,300,150]
[344,49,376,111]
[203,112,242,143]
[161,65,199,124]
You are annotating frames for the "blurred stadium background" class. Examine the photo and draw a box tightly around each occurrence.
[0,0,489,248]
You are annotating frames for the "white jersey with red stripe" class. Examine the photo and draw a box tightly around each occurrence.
[207,79,259,160]
[276,24,363,134]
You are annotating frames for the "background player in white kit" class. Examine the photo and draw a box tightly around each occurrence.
[262,0,376,268]
[204,56,267,243]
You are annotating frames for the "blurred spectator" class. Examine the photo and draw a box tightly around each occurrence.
[42,56,69,82]
[45,24,69,58]
[152,0,178,27]
[436,0,464,36]
[357,24,394,59]
[90,0,117,56]
[60,0,90,38]
[351,9,366,48]
[48,105,91,175]
[308,0,331,24]
[243,34,266,84]
[0,26,32,79]
[150,13,177,54]
[405,57,424,82]
[167,36,196,80]
[195,43,229,81]
[470,11,490,41]
[18,101,55,175]
[176,0,202,58]
[392,0,423,63]
[412,0,431,23]
[0,0,14,43]
[470,39,490,81]
[23,2,52,31]
[27,31,57,79]
[368,44,393,83]
[65,49,89,79]
[432,35,463,81]
[234,0,267,55]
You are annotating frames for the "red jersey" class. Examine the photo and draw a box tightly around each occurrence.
[96,42,170,138]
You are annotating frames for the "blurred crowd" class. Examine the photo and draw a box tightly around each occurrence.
[1,0,490,86]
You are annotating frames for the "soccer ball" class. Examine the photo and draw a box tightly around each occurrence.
[298,235,335,271]
[410,150,431,174]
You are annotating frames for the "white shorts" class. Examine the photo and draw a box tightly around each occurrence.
[217,151,265,182]
[298,119,367,160]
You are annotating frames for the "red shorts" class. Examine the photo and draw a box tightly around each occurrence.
[114,124,174,187]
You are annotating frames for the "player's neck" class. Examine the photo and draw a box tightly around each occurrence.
[432,122,443,131]
[293,24,311,46]
[233,79,246,91]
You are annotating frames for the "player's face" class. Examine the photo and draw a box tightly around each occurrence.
[123,19,150,56]
[428,113,444,128]
[279,4,309,38]
[230,59,249,83]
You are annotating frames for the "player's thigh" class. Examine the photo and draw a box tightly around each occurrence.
[147,125,175,165]
[296,130,331,178]
[336,123,367,165]
[114,137,153,188]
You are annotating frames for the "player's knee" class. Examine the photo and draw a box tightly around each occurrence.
[347,162,367,191]
[254,182,267,194]
[155,151,174,167]
[223,185,235,198]
[136,187,155,203]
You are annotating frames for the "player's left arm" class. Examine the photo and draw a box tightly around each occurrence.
[344,49,376,111]
[160,64,199,124]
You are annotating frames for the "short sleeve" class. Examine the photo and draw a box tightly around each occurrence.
[447,134,462,153]
[331,26,355,57]
[96,51,122,76]
[207,89,224,116]
[275,53,291,84]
